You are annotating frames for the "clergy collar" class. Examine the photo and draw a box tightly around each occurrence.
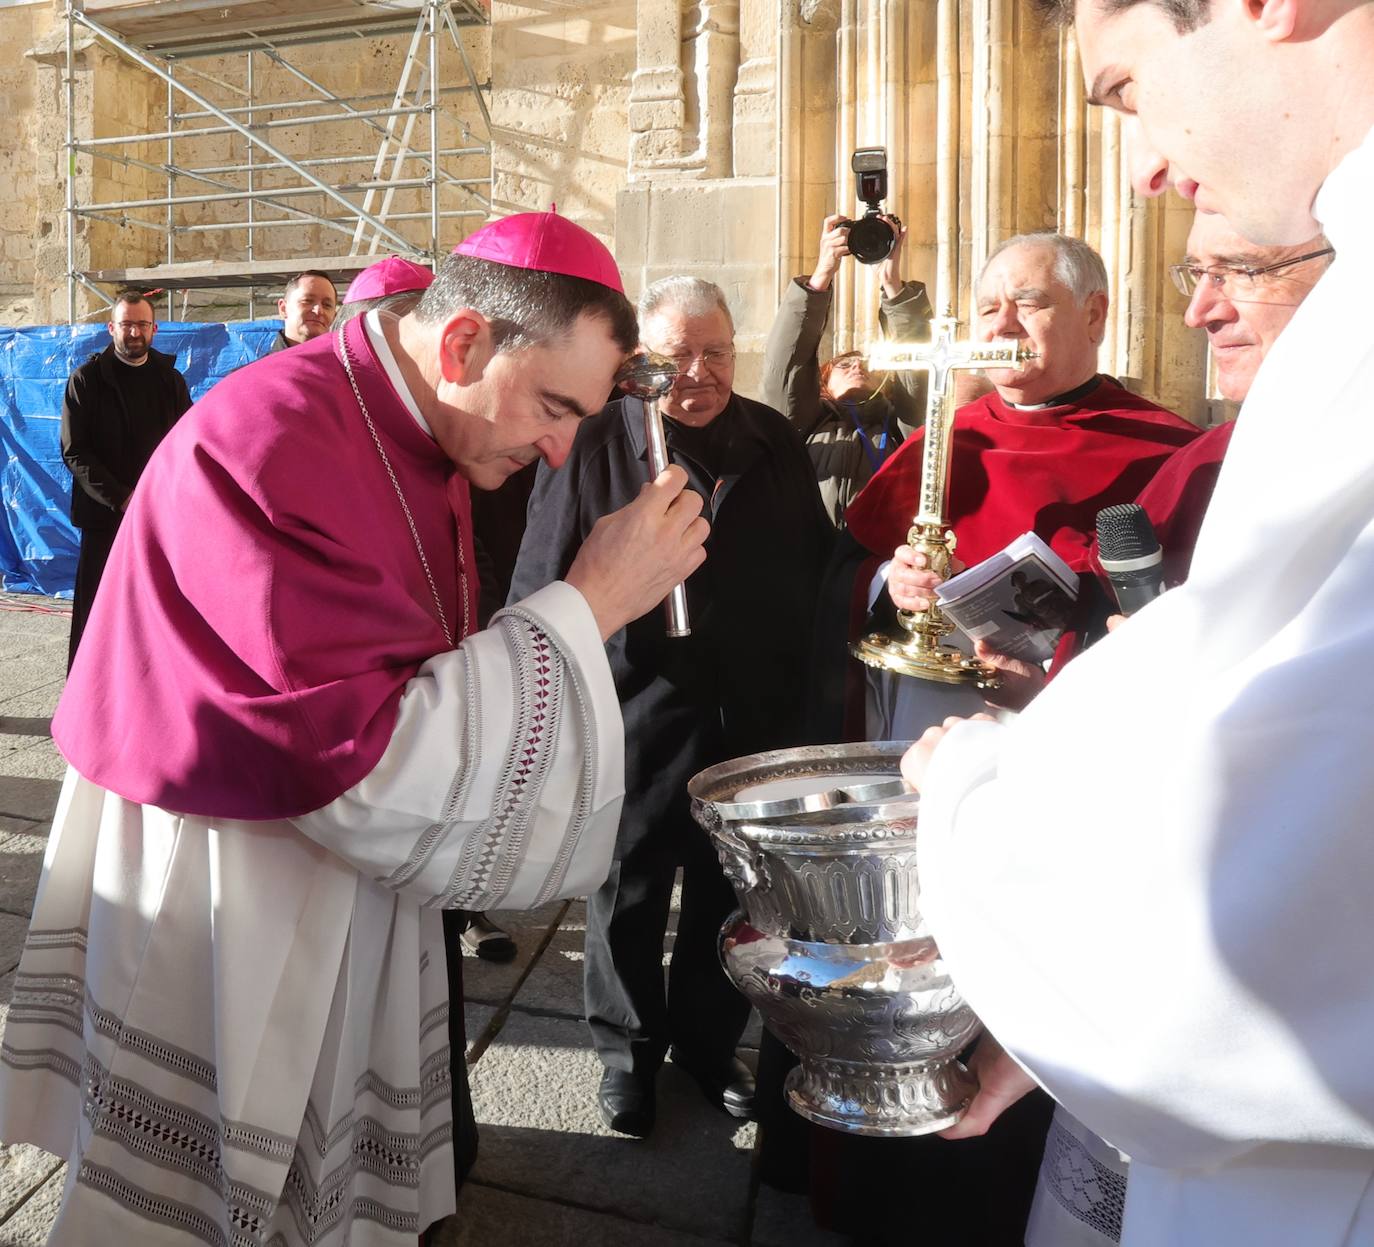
[363,308,433,439]
[1002,374,1103,411]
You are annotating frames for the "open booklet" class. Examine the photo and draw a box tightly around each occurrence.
[933,531,1079,664]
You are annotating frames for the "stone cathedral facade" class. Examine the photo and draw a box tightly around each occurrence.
[1,0,1223,425]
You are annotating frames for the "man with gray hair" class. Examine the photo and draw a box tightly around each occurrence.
[784,230,1199,1244]
[855,230,1198,735]
[510,274,832,1139]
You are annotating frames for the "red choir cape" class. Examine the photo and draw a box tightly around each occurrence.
[1116,417,1237,589]
[839,377,1198,708]
[52,315,476,821]
[846,376,1200,571]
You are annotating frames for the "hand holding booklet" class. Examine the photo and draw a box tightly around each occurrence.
[932,531,1078,664]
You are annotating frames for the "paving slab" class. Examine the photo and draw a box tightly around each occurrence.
[0,816,44,837]
[506,921,588,1020]
[0,912,31,976]
[0,741,67,784]
[440,1182,737,1247]
[463,1004,497,1057]
[514,897,764,1046]
[466,1011,755,1243]
[0,1146,63,1227]
[749,1186,851,1247]
[0,682,65,722]
[0,1164,65,1245]
[461,902,568,1009]
[0,776,62,825]
[0,736,49,766]
[0,829,47,917]
[0,655,64,707]
[0,718,52,739]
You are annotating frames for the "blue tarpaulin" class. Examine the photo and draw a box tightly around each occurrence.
[0,320,284,596]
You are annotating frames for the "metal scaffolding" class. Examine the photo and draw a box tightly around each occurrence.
[64,0,492,321]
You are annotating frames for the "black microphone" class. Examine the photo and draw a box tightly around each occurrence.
[1097,503,1165,616]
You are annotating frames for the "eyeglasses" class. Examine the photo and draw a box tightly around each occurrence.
[661,347,736,372]
[115,320,154,332]
[1168,248,1334,299]
[830,357,868,373]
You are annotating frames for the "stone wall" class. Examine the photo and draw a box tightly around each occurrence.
[0,2,54,326]
[0,0,1224,422]
[490,2,636,238]
[3,0,490,324]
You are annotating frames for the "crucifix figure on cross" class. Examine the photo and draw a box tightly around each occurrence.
[851,311,1037,687]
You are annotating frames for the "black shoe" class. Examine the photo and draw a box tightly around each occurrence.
[669,1047,756,1119]
[459,913,517,963]
[597,1067,656,1138]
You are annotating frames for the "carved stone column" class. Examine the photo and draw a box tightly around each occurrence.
[776,0,839,300]
[732,0,775,177]
[1058,27,1087,239]
[629,0,688,172]
[968,0,1012,273]
[684,1,740,178]
[935,0,960,315]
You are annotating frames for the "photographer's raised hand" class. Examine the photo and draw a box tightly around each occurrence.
[878,213,908,299]
[808,213,853,292]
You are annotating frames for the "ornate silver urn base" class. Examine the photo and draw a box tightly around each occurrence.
[689,742,981,1137]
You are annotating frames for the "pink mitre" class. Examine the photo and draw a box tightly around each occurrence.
[343,256,435,303]
[453,207,625,294]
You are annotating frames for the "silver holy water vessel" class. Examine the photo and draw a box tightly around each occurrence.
[688,742,981,1136]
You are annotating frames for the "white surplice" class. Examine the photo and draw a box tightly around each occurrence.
[915,128,1374,1246]
[0,581,623,1246]
[1027,1108,1127,1246]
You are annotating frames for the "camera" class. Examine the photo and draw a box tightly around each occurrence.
[841,147,896,265]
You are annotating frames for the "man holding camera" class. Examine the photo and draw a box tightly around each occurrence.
[850,232,1199,737]
[762,210,932,527]
[774,230,1202,1246]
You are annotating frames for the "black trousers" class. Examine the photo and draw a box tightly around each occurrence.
[68,525,119,671]
[584,819,748,1078]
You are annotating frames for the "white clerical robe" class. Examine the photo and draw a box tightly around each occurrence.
[915,128,1374,1246]
[0,582,623,1245]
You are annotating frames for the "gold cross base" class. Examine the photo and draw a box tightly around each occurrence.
[852,625,1000,688]
[850,520,1000,689]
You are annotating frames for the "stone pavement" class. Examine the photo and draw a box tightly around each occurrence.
[0,592,847,1247]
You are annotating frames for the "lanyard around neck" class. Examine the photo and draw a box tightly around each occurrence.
[845,400,892,473]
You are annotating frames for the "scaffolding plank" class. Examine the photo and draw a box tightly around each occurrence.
[80,254,428,292]
[83,0,487,58]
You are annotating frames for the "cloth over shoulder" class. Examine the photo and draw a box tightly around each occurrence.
[845,376,1199,573]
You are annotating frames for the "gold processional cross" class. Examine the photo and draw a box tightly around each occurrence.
[851,313,1037,687]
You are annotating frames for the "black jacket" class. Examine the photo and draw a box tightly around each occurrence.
[60,344,192,531]
[761,277,933,527]
[508,393,833,856]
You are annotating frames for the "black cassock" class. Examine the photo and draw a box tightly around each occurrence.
[509,392,832,1081]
